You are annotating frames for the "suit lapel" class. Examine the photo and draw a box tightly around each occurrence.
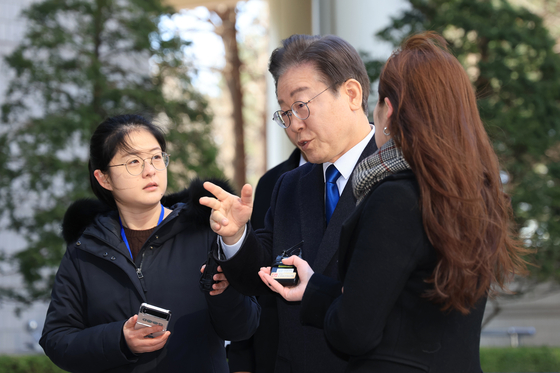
[297,164,325,264]
[312,136,379,274]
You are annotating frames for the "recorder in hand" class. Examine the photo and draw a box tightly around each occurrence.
[134,303,171,338]
[270,241,304,286]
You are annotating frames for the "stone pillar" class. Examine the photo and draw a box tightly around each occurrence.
[265,0,313,169]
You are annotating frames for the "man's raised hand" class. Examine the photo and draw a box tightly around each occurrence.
[199,182,253,244]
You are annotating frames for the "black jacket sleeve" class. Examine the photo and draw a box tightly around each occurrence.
[300,273,342,328]
[39,249,137,373]
[205,286,261,341]
[216,226,273,296]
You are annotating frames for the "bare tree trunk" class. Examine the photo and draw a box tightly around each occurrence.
[261,103,267,174]
[481,298,502,329]
[213,5,246,191]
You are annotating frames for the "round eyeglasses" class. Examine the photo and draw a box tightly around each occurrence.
[108,152,170,176]
[272,84,333,129]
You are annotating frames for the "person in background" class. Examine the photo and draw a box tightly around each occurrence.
[250,132,306,232]
[40,114,260,373]
[260,32,530,373]
[200,34,377,373]
[228,132,306,373]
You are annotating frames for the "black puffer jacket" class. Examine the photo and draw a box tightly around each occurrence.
[40,179,260,373]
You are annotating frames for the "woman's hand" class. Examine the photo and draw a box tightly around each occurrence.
[200,265,230,296]
[258,256,314,302]
[199,182,253,245]
[123,315,170,354]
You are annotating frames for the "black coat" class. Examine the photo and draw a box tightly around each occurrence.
[301,171,485,372]
[218,137,378,373]
[40,179,260,373]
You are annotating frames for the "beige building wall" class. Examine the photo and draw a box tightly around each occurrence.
[265,0,313,169]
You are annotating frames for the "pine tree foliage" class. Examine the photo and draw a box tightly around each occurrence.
[0,0,222,304]
[364,0,560,286]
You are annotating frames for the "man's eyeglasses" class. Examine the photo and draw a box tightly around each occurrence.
[272,84,333,129]
[108,152,170,176]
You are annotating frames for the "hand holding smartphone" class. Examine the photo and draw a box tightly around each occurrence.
[134,303,171,338]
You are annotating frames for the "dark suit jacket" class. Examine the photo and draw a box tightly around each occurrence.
[228,148,301,373]
[300,171,486,373]
[217,136,378,373]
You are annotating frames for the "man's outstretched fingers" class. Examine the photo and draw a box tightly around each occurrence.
[239,184,254,206]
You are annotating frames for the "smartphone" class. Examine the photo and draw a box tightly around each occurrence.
[134,303,171,338]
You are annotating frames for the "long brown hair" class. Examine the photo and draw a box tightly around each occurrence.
[378,32,529,314]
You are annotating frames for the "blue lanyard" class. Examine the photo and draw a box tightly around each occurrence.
[119,204,165,260]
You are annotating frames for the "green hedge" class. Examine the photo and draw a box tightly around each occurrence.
[481,346,560,372]
[0,355,65,373]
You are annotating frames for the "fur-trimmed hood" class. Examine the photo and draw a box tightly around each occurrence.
[62,178,233,245]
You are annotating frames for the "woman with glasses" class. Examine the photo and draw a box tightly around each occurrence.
[40,114,259,373]
[259,32,529,372]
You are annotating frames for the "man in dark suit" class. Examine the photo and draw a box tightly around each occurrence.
[200,34,377,373]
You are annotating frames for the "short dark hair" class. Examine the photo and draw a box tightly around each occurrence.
[268,34,369,113]
[88,114,166,209]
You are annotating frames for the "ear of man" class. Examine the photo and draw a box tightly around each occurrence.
[341,79,363,112]
[94,169,113,191]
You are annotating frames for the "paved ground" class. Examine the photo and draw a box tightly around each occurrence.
[481,283,560,347]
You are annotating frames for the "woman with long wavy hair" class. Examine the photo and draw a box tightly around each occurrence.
[259,32,529,372]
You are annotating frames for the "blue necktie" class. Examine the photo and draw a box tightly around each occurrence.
[325,164,341,225]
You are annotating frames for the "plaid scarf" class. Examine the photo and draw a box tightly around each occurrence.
[353,138,411,204]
